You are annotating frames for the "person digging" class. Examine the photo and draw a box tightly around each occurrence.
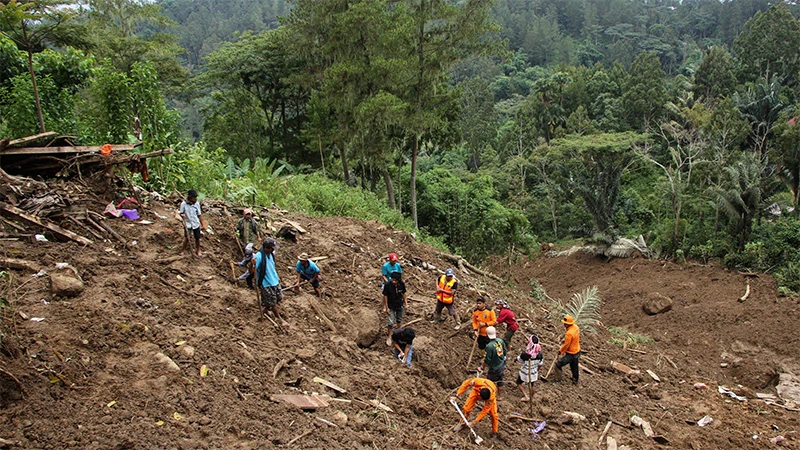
[431,268,461,330]
[555,315,581,385]
[480,326,507,394]
[294,253,321,297]
[250,237,289,328]
[494,299,519,349]
[450,377,500,440]
[383,271,408,346]
[391,327,415,368]
[235,243,255,289]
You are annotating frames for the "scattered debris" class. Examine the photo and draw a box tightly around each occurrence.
[646,369,661,382]
[697,415,713,427]
[271,394,330,410]
[718,386,746,402]
[49,272,84,298]
[610,361,640,375]
[560,411,586,425]
[738,283,750,302]
[313,376,347,394]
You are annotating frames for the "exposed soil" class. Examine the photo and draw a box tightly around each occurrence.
[1,188,800,449]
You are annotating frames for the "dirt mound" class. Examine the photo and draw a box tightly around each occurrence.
[1,188,800,449]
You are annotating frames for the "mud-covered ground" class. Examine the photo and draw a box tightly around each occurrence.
[1,186,799,449]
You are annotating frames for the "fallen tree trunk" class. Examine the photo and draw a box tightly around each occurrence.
[0,202,92,246]
[437,252,503,282]
[0,258,39,272]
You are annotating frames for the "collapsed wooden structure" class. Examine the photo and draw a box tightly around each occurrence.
[0,132,173,245]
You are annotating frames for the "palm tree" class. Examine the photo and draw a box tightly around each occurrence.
[714,153,765,251]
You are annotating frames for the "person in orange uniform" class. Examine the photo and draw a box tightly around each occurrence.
[432,268,461,329]
[450,377,499,438]
[556,315,581,385]
[472,297,497,351]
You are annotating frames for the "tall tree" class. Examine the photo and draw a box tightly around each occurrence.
[0,0,77,133]
[693,46,737,103]
[621,51,667,131]
[400,0,500,228]
[733,3,800,87]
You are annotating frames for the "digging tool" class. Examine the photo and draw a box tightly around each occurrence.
[229,261,236,282]
[465,333,479,372]
[450,399,483,445]
[282,280,310,292]
[528,357,534,417]
[541,355,559,382]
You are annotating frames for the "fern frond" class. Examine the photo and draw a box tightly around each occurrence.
[561,286,602,334]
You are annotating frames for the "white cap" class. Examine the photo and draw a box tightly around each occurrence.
[486,326,497,339]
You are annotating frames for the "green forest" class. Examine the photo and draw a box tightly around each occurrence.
[4,0,800,292]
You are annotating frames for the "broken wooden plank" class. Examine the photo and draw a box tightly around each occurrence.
[598,421,612,446]
[646,369,661,382]
[273,359,288,379]
[270,394,329,410]
[309,256,328,262]
[88,212,126,245]
[579,363,595,375]
[0,202,92,245]
[610,361,640,375]
[403,317,424,328]
[286,429,314,446]
[313,376,347,394]
[626,348,647,355]
[282,219,307,234]
[1,143,137,156]
[7,131,58,147]
[308,296,336,333]
[0,258,39,272]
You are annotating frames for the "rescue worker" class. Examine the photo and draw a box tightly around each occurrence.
[432,268,461,329]
[555,315,581,385]
[471,297,497,351]
[480,326,507,392]
[450,377,500,439]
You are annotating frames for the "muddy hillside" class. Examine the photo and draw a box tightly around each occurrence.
[1,180,799,449]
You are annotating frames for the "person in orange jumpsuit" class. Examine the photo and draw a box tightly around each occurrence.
[471,297,497,351]
[450,377,499,438]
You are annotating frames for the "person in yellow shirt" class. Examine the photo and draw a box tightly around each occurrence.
[450,377,499,438]
[555,315,581,385]
[471,297,497,351]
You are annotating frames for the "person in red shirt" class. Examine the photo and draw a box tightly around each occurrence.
[494,299,519,348]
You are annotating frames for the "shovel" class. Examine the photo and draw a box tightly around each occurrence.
[450,399,483,445]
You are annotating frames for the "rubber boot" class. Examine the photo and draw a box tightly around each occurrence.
[430,312,442,324]
[452,315,461,330]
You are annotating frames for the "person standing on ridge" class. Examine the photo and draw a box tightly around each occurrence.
[381,253,402,288]
[472,297,497,352]
[432,268,461,329]
[494,299,519,348]
[175,189,203,257]
[383,271,408,346]
[555,315,581,385]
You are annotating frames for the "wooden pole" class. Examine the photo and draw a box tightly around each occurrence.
[466,333,479,372]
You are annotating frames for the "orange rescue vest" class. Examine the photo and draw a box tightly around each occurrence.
[437,275,456,304]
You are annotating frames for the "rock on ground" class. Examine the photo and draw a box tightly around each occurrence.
[49,273,84,298]
[642,292,672,315]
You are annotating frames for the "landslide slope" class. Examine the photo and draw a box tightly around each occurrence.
[1,195,798,449]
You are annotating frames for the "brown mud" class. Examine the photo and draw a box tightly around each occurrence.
[1,192,799,449]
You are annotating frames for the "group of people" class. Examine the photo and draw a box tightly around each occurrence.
[176,190,583,441]
[378,251,584,440]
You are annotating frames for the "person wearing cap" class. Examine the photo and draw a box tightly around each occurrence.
[381,253,402,287]
[391,327,415,368]
[480,326,507,391]
[236,242,255,289]
[175,189,203,257]
[236,208,261,248]
[383,271,408,346]
[250,237,289,327]
[432,268,461,329]
[294,253,321,297]
[472,297,497,351]
[450,377,499,439]
[556,315,581,385]
[494,299,519,348]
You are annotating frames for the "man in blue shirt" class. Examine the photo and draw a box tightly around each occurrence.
[381,253,402,287]
[294,252,322,297]
[251,238,289,327]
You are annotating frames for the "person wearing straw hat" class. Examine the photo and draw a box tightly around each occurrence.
[294,252,322,297]
[555,315,581,385]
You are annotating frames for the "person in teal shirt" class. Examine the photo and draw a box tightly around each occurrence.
[381,253,402,287]
[294,253,321,297]
[251,238,289,327]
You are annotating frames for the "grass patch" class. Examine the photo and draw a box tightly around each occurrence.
[608,326,654,346]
